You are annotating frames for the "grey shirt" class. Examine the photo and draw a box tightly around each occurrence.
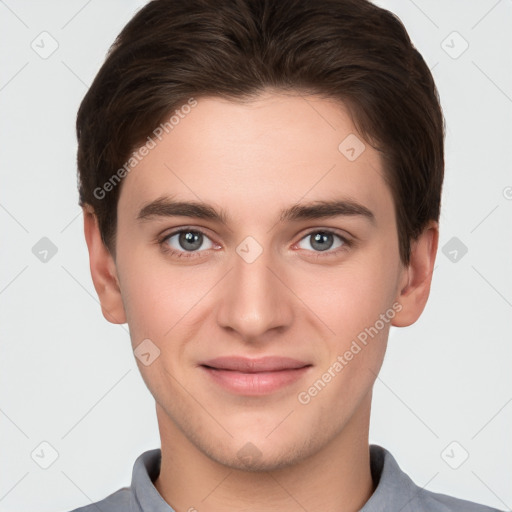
[68,444,503,512]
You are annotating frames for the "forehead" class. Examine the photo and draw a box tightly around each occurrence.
[117,92,393,227]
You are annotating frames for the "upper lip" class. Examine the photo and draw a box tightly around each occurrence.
[200,356,311,373]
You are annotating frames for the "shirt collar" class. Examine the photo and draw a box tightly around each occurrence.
[129,444,418,512]
[360,444,419,511]
[131,448,175,512]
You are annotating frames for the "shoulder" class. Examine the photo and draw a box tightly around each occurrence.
[63,448,164,512]
[414,485,504,512]
[366,445,504,512]
[64,486,131,512]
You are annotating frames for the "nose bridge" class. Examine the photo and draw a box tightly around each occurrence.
[216,237,292,340]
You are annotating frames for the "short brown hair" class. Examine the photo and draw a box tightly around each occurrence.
[76,0,445,266]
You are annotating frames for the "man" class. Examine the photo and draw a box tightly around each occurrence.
[69,0,503,510]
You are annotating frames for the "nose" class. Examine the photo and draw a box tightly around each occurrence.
[216,242,294,343]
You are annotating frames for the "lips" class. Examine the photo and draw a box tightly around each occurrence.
[200,356,310,372]
[199,356,312,395]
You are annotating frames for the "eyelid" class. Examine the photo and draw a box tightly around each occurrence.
[298,226,353,242]
[159,226,217,248]
[293,228,353,252]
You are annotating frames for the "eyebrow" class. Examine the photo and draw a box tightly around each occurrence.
[136,196,375,225]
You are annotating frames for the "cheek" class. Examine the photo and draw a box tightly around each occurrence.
[295,251,398,388]
[116,248,200,340]
[302,261,396,335]
[298,268,393,407]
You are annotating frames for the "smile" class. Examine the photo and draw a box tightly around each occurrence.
[199,356,313,395]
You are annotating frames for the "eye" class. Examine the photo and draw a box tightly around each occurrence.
[158,227,353,260]
[159,228,216,258]
[296,230,352,256]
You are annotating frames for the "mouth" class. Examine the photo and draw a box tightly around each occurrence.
[198,356,312,395]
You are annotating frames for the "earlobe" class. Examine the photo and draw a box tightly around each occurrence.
[82,205,127,325]
[391,221,439,328]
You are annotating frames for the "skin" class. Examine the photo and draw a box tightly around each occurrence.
[83,90,438,512]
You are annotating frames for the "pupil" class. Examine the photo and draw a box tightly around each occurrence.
[180,231,202,251]
[312,232,333,252]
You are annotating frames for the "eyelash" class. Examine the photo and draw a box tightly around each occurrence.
[157,227,353,260]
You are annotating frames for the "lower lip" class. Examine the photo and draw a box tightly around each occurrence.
[200,366,311,395]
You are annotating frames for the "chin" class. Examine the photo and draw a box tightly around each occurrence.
[200,431,319,473]
[213,447,305,473]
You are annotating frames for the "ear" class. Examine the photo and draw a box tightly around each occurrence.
[391,221,439,327]
[82,205,127,325]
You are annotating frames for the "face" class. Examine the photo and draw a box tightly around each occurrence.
[108,91,411,470]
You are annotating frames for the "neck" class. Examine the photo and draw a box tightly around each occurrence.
[154,395,375,512]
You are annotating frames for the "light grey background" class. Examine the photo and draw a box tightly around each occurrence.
[1,1,511,511]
